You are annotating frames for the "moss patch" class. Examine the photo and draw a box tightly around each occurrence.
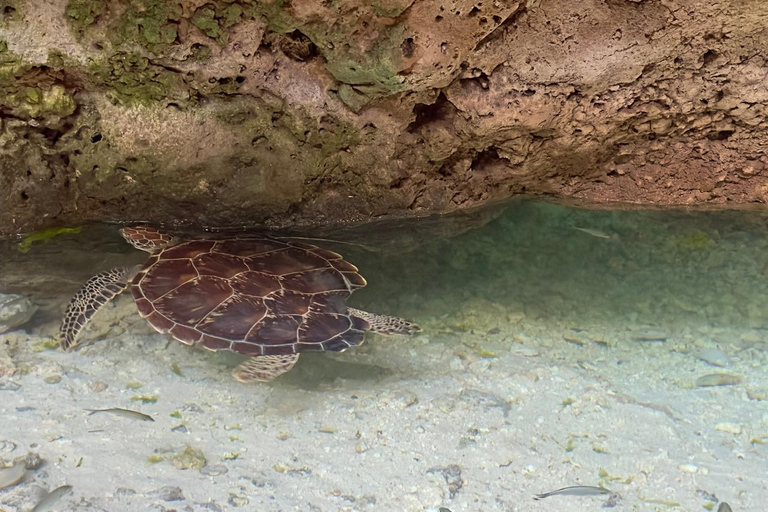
[189,1,250,46]
[254,5,408,108]
[322,24,407,94]
[98,52,187,106]
[109,0,183,53]
[0,47,77,121]
[65,0,106,37]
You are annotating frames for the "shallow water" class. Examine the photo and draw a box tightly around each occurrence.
[1,199,767,511]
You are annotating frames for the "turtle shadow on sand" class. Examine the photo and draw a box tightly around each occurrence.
[259,353,396,390]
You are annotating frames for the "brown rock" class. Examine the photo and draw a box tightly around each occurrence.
[1,0,767,236]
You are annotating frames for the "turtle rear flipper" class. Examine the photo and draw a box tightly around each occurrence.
[232,354,299,383]
[60,266,139,350]
[348,308,420,335]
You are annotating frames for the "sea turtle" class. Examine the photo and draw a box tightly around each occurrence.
[59,226,419,382]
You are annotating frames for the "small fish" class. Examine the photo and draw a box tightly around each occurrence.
[87,408,154,422]
[534,485,611,500]
[572,227,613,239]
[31,485,73,512]
[718,503,733,512]
[0,461,26,490]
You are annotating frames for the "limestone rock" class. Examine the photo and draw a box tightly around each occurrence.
[0,294,36,334]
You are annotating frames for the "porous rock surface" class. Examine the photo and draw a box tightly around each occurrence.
[1,0,767,235]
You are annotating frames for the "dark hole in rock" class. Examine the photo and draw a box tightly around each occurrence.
[20,191,29,200]
[523,89,536,95]
[91,133,102,143]
[701,49,718,65]
[468,7,480,17]
[407,92,458,133]
[435,15,443,22]
[235,76,245,83]
[280,30,319,61]
[708,130,734,140]
[401,37,415,57]
[471,147,502,172]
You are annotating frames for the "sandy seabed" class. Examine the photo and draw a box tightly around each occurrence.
[1,299,766,512]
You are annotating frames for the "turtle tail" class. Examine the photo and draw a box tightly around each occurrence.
[348,308,420,335]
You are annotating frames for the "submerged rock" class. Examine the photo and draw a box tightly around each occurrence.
[0,294,37,334]
[697,347,731,367]
[148,486,185,502]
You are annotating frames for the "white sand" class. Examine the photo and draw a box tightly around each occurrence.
[1,294,766,512]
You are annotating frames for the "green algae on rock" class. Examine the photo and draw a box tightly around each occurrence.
[65,0,106,37]
[99,52,187,106]
[18,227,82,253]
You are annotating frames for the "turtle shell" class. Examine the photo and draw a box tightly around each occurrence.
[129,235,370,356]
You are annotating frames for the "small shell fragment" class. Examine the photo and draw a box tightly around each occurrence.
[0,462,26,490]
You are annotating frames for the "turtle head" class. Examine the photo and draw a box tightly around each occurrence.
[120,226,177,253]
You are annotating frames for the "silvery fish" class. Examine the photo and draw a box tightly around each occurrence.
[87,408,154,422]
[718,503,733,512]
[572,227,613,239]
[534,485,611,500]
[31,485,73,512]
[0,461,26,490]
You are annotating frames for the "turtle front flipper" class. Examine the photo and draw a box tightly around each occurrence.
[348,308,420,335]
[59,266,139,350]
[232,354,299,383]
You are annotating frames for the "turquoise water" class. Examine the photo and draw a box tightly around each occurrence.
[348,200,768,333]
[7,199,768,334]
[1,199,767,511]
